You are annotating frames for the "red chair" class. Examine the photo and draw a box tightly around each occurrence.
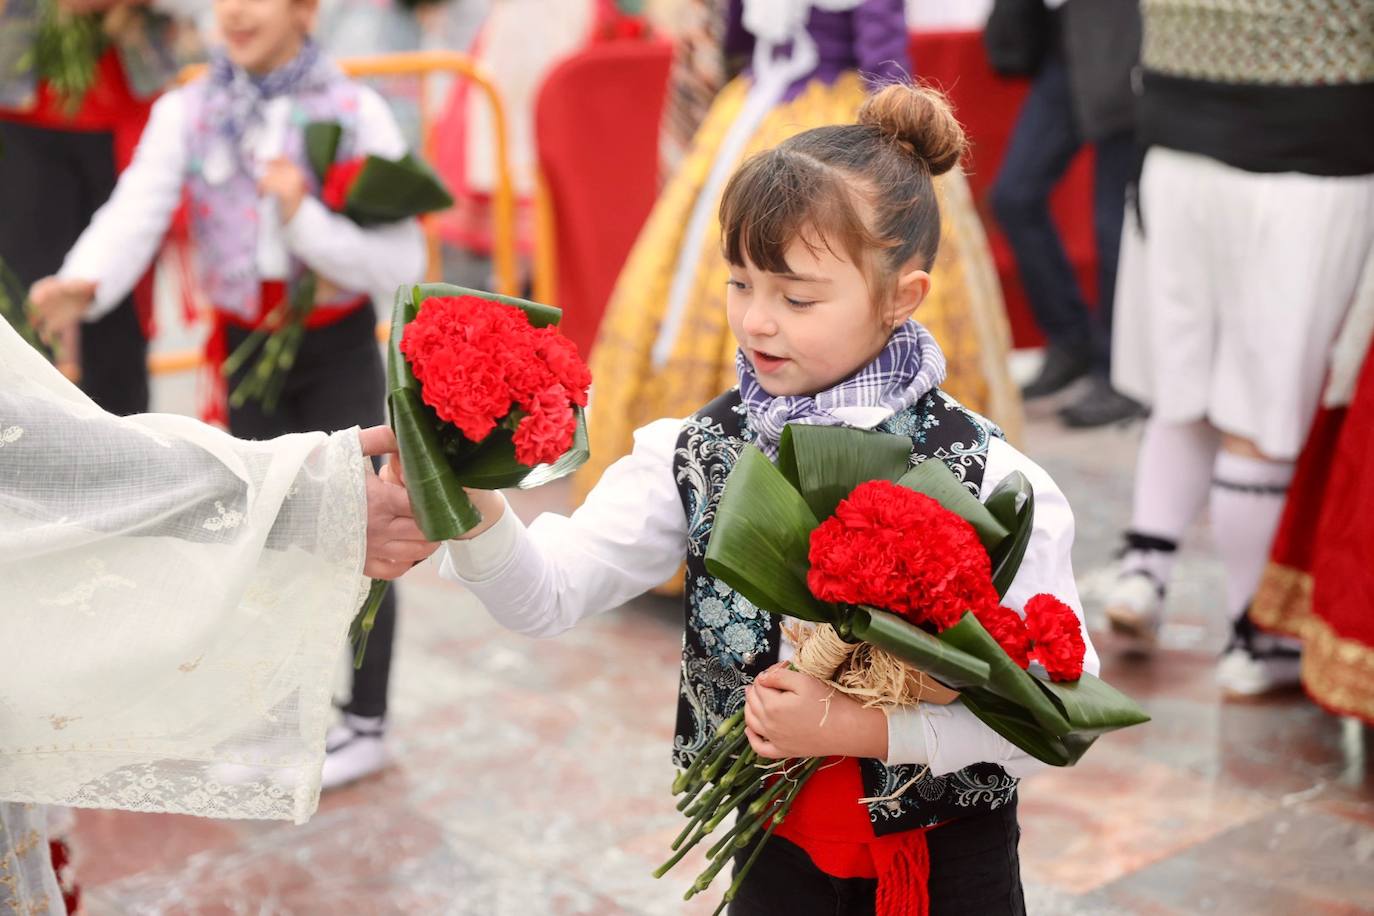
[910,30,1098,349]
[532,37,674,357]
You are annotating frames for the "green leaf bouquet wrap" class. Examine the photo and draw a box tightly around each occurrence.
[349,282,591,663]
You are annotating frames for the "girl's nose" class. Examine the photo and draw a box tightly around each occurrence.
[742,302,777,338]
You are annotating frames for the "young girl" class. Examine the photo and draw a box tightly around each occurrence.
[440,84,1097,914]
[27,0,425,790]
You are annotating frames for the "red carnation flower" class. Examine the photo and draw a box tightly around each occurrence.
[512,387,579,467]
[975,604,1031,669]
[1024,593,1086,682]
[807,480,998,632]
[321,157,366,212]
[399,295,592,466]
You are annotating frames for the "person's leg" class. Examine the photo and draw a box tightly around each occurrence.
[1211,436,1301,695]
[989,52,1092,397]
[1104,417,1222,646]
[0,122,78,285]
[728,835,844,916]
[71,127,149,415]
[926,800,1025,915]
[286,306,397,786]
[1059,131,1144,427]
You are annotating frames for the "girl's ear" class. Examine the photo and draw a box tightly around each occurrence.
[889,266,931,328]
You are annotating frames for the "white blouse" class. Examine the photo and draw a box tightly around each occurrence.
[440,410,1100,781]
[60,84,425,320]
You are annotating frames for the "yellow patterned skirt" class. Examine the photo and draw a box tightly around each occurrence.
[574,72,1022,505]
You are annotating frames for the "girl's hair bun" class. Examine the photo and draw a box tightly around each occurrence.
[858,83,967,176]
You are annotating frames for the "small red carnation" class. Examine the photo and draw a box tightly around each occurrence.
[974,604,1031,669]
[1024,593,1086,682]
[513,387,579,467]
[321,157,366,211]
[807,480,998,632]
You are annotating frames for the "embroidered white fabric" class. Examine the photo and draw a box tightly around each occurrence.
[0,321,369,912]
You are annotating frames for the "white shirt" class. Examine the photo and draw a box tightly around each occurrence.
[440,411,1100,781]
[60,83,426,320]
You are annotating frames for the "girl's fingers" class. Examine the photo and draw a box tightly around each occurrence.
[745,727,783,760]
[744,688,767,735]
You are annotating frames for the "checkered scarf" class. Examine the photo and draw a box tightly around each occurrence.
[737,320,947,458]
[206,39,336,160]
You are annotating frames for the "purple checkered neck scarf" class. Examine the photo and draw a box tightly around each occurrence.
[737,320,947,458]
[206,38,336,164]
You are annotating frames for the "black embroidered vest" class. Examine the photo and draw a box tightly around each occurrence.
[671,388,1019,836]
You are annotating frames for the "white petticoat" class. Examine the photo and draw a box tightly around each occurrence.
[1111,147,1374,460]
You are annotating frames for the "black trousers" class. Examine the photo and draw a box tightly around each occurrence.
[728,799,1026,916]
[226,304,396,720]
[989,48,1137,373]
[0,119,149,416]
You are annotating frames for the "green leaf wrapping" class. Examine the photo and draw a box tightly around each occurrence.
[896,458,1009,550]
[938,613,1071,736]
[305,122,343,182]
[776,425,912,521]
[1035,672,1152,736]
[344,155,455,226]
[984,472,1035,598]
[704,447,832,624]
[386,283,590,541]
[844,606,990,689]
[938,613,1151,765]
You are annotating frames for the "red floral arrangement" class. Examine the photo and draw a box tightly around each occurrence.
[974,604,1033,669]
[1023,594,1087,681]
[399,294,592,467]
[976,594,1086,681]
[806,480,1000,632]
[321,157,366,211]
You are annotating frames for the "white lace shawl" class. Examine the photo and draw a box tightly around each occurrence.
[0,320,369,913]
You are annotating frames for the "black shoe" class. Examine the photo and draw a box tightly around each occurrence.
[1058,376,1144,428]
[1022,343,1093,399]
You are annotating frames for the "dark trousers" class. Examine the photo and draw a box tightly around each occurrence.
[0,119,149,416]
[729,799,1025,916]
[227,304,396,720]
[990,51,1137,372]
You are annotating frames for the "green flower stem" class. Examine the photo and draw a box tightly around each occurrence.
[350,579,390,667]
[698,729,749,785]
[701,758,822,911]
[673,711,742,794]
[710,813,788,916]
[704,809,755,860]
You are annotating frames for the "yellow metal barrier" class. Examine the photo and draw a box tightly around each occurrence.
[148,50,516,377]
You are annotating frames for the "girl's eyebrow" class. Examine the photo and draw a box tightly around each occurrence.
[775,271,832,284]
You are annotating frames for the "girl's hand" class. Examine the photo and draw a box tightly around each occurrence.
[453,487,507,539]
[259,157,308,222]
[743,664,888,761]
[29,276,97,344]
[376,452,506,542]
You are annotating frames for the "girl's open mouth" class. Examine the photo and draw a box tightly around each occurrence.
[752,350,789,373]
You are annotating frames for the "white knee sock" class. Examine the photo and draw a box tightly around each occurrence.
[1209,452,1295,624]
[1121,419,1221,585]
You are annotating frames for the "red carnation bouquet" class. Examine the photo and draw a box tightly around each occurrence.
[223,122,454,412]
[349,282,591,662]
[659,425,1146,910]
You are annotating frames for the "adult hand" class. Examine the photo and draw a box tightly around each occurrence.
[258,157,309,223]
[29,277,96,344]
[363,463,439,579]
[743,664,888,761]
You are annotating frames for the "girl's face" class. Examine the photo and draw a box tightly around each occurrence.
[215,0,313,75]
[726,232,930,397]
